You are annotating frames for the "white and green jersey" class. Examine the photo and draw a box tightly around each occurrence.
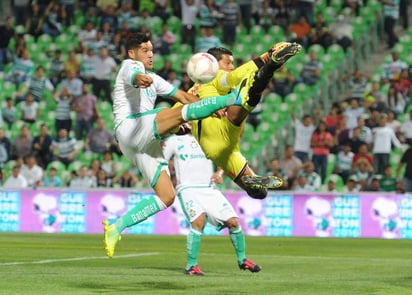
[383,0,399,19]
[112,59,177,127]
[163,134,214,190]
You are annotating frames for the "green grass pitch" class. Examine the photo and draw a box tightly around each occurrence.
[1,233,412,295]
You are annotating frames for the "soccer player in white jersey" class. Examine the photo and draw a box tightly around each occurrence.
[163,133,261,275]
[103,32,241,258]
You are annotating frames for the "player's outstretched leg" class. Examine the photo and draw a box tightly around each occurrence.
[103,220,121,258]
[271,42,302,64]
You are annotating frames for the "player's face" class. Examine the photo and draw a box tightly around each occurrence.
[128,41,154,70]
[218,54,234,72]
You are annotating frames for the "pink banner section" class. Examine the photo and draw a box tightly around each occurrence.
[1,189,412,239]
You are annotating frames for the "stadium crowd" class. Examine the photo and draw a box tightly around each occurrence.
[0,0,412,193]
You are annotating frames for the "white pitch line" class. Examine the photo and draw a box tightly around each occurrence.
[0,252,159,266]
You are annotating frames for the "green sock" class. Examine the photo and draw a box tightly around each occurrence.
[182,93,237,120]
[115,195,162,232]
[230,226,246,263]
[186,228,202,269]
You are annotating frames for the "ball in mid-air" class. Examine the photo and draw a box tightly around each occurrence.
[186,52,219,84]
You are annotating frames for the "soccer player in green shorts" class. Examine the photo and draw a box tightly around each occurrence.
[187,42,302,199]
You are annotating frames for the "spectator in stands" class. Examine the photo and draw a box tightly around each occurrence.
[59,69,83,97]
[20,93,39,124]
[347,126,367,154]
[95,168,113,187]
[60,0,75,27]
[311,119,334,183]
[344,98,365,130]
[333,115,351,152]
[352,142,373,170]
[381,50,408,84]
[365,107,381,129]
[41,167,63,187]
[101,150,117,179]
[345,69,370,102]
[0,128,11,166]
[355,116,373,147]
[54,87,74,134]
[195,27,222,53]
[101,21,115,45]
[78,20,97,53]
[393,69,412,101]
[219,0,240,46]
[343,175,360,192]
[270,64,296,99]
[3,165,28,188]
[279,145,303,189]
[89,158,102,179]
[291,110,315,164]
[117,168,139,188]
[372,113,403,174]
[48,50,65,87]
[287,15,312,49]
[379,165,397,192]
[353,158,374,190]
[323,103,343,135]
[334,142,354,183]
[363,81,386,111]
[200,0,221,29]
[386,84,406,115]
[42,1,64,37]
[107,32,126,64]
[295,0,315,25]
[237,0,252,34]
[397,144,412,192]
[83,117,116,155]
[51,128,78,167]
[272,0,292,31]
[181,0,201,53]
[255,0,273,33]
[100,5,119,30]
[179,72,194,92]
[5,48,34,89]
[70,165,94,188]
[15,65,55,104]
[329,13,353,52]
[72,84,99,140]
[309,13,333,50]
[292,174,313,191]
[382,0,400,49]
[297,50,322,86]
[2,97,17,129]
[92,47,117,102]
[156,23,177,56]
[80,48,98,84]
[386,110,402,140]
[324,176,339,193]
[266,158,288,190]
[88,31,108,53]
[20,154,44,187]
[115,1,137,30]
[64,51,81,76]
[298,161,322,191]
[395,180,405,193]
[367,177,382,192]
[11,125,33,160]
[400,110,412,144]
[0,16,16,69]
[32,124,53,168]
[25,2,44,40]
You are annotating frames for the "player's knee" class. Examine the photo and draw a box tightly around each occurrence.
[226,217,239,229]
[191,214,206,231]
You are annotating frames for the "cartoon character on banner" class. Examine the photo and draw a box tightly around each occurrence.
[372,197,404,239]
[171,198,190,235]
[100,194,126,223]
[33,193,63,233]
[305,196,334,237]
[237,196,265,236]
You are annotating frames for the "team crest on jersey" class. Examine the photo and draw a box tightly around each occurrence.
[190,140,198,149]
[188,209,196,218]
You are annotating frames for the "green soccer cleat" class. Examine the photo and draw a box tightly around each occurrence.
[270,42,302,64]
[103,220,121,258]
[241,175,284,189]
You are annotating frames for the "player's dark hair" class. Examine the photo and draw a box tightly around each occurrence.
[126,32,151,52]
[207,47,233,61]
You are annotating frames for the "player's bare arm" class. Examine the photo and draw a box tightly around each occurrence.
[133,73,153,88]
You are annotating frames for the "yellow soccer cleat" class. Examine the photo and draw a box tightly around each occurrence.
[270,42,302,64]
[241,175,284,189]
[103,220,121,258]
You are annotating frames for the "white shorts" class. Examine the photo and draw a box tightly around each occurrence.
[115,111,168,187]
[177,186,238,230]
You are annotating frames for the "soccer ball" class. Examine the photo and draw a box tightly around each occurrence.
[186,52,219,84]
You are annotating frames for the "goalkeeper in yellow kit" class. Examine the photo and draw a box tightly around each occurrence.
[184,42,302,199]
